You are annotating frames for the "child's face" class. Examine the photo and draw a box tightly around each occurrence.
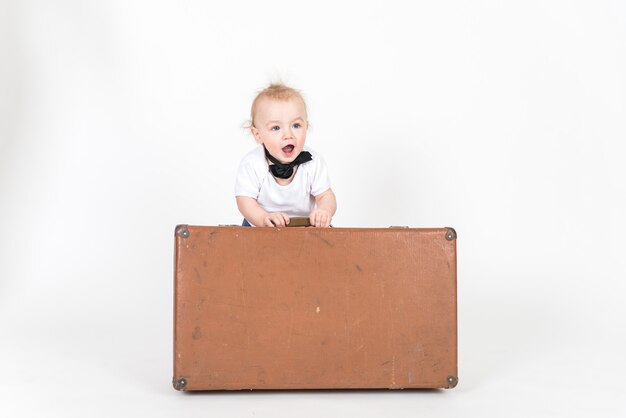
[251,97,308,164]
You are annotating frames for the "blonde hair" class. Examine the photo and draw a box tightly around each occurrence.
[249,83,308,128]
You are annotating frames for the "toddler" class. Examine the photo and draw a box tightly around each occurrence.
[235,83,336,227]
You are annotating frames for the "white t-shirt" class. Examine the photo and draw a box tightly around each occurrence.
[234,145,331,217]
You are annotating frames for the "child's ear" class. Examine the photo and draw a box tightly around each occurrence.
[251,127,262,143]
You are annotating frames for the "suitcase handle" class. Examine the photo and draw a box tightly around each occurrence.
[285,217,311,227]
[284,217,334,228]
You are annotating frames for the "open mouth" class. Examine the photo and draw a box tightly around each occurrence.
[282,144,295,155]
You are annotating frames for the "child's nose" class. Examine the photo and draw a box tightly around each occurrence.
[283,128,293,139]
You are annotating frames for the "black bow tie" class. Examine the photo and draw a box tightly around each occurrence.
[264,146,313,179]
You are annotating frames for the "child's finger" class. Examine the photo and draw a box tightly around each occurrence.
[281,213,290,225]
[317,212,326,228]
[317,211,327,228]
[272,216,282,227]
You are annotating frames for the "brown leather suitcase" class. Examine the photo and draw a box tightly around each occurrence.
[173,225,458,391]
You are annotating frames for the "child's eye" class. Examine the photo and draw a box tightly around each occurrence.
[270,126,280,131]
[293,123,302,129]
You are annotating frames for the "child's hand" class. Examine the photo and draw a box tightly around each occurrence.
[263,212,290,227]
[309,208,332,228]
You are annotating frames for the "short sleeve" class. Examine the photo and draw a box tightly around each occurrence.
[234,158,261,198]
[310,154,332,197]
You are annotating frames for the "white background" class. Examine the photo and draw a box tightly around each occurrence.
[1,0,625,417]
